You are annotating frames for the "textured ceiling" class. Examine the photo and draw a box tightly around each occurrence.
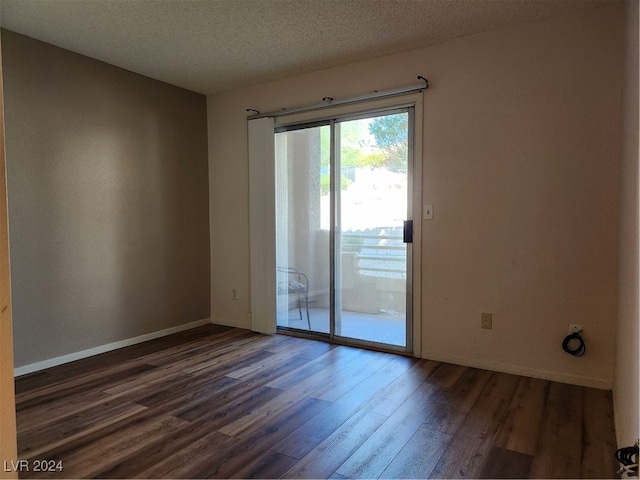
[0,0,615,95]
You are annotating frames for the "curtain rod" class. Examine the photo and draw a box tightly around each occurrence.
[247,75,428,120]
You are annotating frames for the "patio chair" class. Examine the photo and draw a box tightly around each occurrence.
[277,266,311,330]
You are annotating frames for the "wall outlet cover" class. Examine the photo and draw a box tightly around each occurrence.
[481,312,493,329]
[569,324,582,334]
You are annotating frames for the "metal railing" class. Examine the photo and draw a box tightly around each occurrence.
[342,231,406,279]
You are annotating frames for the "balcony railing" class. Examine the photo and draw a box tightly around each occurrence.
[342,230,406,279]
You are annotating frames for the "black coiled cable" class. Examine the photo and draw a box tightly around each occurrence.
[562,332,586,357]
[615,444,638,476]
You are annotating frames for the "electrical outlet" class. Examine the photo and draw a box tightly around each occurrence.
[569,324,582,334]
[481,312,492,329]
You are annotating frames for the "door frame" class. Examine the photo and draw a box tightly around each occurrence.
[273,94,423,356]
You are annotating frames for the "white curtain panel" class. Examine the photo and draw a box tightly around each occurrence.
[248,117,277,334]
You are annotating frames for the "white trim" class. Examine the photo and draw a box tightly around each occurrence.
[14,318,212,377]
[210,316,250,330]
[422,349,613,390]
[411,95,423,358]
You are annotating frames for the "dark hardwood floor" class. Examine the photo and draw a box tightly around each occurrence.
[14,324,619,479]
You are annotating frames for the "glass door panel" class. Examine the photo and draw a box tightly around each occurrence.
[275,109,412,351]
[275,125,330,334]
[335,113,409,347]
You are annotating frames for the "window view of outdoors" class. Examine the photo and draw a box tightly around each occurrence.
[276,112,409,348]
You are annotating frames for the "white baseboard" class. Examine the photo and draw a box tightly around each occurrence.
[211,317,250,330]
[422,350,613,390]
[14,318,212,377]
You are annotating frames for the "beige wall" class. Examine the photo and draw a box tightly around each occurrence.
[0,37,18,480]
[615,0,639,448]
[208,5,624,388]
[2,30,210,369]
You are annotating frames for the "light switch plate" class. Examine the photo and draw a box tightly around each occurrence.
[424,204,433,220]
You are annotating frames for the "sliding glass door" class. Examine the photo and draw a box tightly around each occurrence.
[275,109,413,352]
[335,113,410,347]
[275,124,331,334]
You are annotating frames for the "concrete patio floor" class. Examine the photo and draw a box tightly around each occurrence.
[277,307,407,347]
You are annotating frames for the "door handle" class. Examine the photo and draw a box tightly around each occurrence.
[403,220,413,244]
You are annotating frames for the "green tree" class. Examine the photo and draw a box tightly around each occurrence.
[368,114,408,173]
[320,174,352,195]
[318,114,408,190]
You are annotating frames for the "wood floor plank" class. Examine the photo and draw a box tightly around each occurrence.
[142,328,257,367]
[494,376,549,456]
[18,400,148,460]
[228,354,313,389]
[13,325,620,480]
[329,473,350,479]
[217,348,390,439]
[15,325,232,395]
[478,446,533,479]
[375,353,420,376]
[280,410,387,479]
[22,414,189,479]
[20,366,252,466]
[23,388,240,476]
[16,363,159,405]
[181,345,276,376]
[580,387,619,479]
[225,347,305,379]
[335,382,437,478]
[379,425,452,479]
[13,370,53,395]
[310,350,395,402]
[425,362,468,388]
[137,430,239,479]
[213,396,332,479]
[428,372,521,479]
[101,363,189,396]
[279,337,336,360]
[422,366,494,436]
[247,333,306,353]
[529,382,583,479]
[175,384,283,425]
[272,371,400,459]
[260,334,319,355]
[16,387,113,434]
[106,370,195,405]
[98,420,235,479]
[230,450,298,479]
[215,386,313,439]
[363,358,441,416]
[264,345,363,391]
[132,371,241,408]
[14,346,152,396]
